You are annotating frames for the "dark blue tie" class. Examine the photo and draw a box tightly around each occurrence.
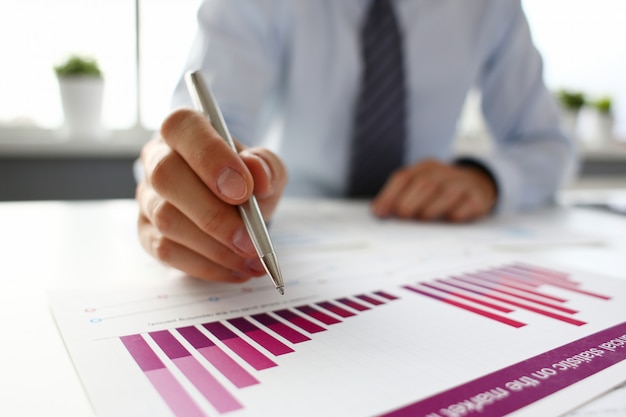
[347,0,407,198]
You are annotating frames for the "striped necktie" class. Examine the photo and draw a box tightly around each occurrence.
[347,0,407,198]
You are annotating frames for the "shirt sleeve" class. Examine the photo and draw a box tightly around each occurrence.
[170,0,285,146]
[463,1,578,213]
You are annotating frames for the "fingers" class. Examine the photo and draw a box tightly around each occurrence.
[137,210,265,283]
[160,108,253,204]
[141,134,256,258]
[136,180,267,279]
[136,109,288,283]
[240,147,288,220]
[371,160,497,222]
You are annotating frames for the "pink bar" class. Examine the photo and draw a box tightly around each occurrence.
[470,271,568,302]
[316,301,356,318]
[173,356,242,414]
[451,275,579,314]
[197,346,258,388]
[356,294,385,306]
[374,291,399,300]
[274,309,326,334]
[439,278,587,326]
[121,335,206,417]
[509,262,572,280]
[228,317,294,356]
[421,282,514,313]
[222,337,277,370]
[176,326,258,388]
[296,305,341,325]
[203,322,277,370]
[337,297,370,311]
[403,285,526,328]
[251,313,311,343]
[145,368,207,417]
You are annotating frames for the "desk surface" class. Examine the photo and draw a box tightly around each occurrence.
[1,199,625,416]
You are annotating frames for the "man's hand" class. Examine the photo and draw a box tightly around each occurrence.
[136,109,288,282]
[371,159,497,222]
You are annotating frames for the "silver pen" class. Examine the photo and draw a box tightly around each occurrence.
[185,70,285,295]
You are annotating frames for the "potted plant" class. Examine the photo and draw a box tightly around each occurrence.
[54,55,106,139]
[588,96,614,144]
[555,89,585,139]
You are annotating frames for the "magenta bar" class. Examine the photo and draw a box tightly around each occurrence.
[296,305,341,325]
[228,317,294,356]
[421,282,514,313]
[251,312,310,343]
[337,297,370,311]
[470,271,568,302]
[451,275,579,314]
[316,301,356,318]
[374,291,399,301]
[176,326,258,388]
[149,330,242,414]
[120,334,206,417]
[440,278,587,326]
[403,285,526,328]
[273,309,326,333]
[500,265,583,288]
[509,262,572,280]
[382,320,626,417]
[356,294,385,306]
[202,321,277,370]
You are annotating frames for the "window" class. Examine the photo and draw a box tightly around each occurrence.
[522,0,626,140]
[0,1,624,140]
[0,0,200,134]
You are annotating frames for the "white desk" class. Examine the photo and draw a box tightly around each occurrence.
[1,199,625,416]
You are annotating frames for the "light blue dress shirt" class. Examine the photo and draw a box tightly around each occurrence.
[171,0,576,213]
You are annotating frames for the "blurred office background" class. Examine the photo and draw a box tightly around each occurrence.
[0,0,624,200]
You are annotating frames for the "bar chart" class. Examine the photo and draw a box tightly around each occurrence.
[51,258,626,417]
[404,261,611,328]
[114,262,617,416]
[121,290,398,416]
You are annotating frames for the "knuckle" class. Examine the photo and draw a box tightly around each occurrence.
[152,200,177,235]
[149,151,177,193]
[197,206,227,235]
[152,235,175,264]
[160,108,197,142]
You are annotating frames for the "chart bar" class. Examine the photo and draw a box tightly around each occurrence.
[439,278,587,326]
[202,321,277,370]
[273,309,326,333]
[176,325,259,388]
[374,291,399,301]
[228,317,294,356]
[451,275,579,314]
[337,297,370,311]
[356,294,385,306]
[469,271,568,303]
[316,301,356,318]
[120,334,206,417]
[403,285,526,328]
[421,282,514,313]
[251,312,311,343]
[296,305,341,325]
[149,330,243,414]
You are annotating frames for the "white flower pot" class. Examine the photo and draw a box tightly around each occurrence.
[57,76,106,139]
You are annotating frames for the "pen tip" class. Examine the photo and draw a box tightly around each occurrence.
[277,286,285,295]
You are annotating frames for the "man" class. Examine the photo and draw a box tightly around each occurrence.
[136,0,575,283]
